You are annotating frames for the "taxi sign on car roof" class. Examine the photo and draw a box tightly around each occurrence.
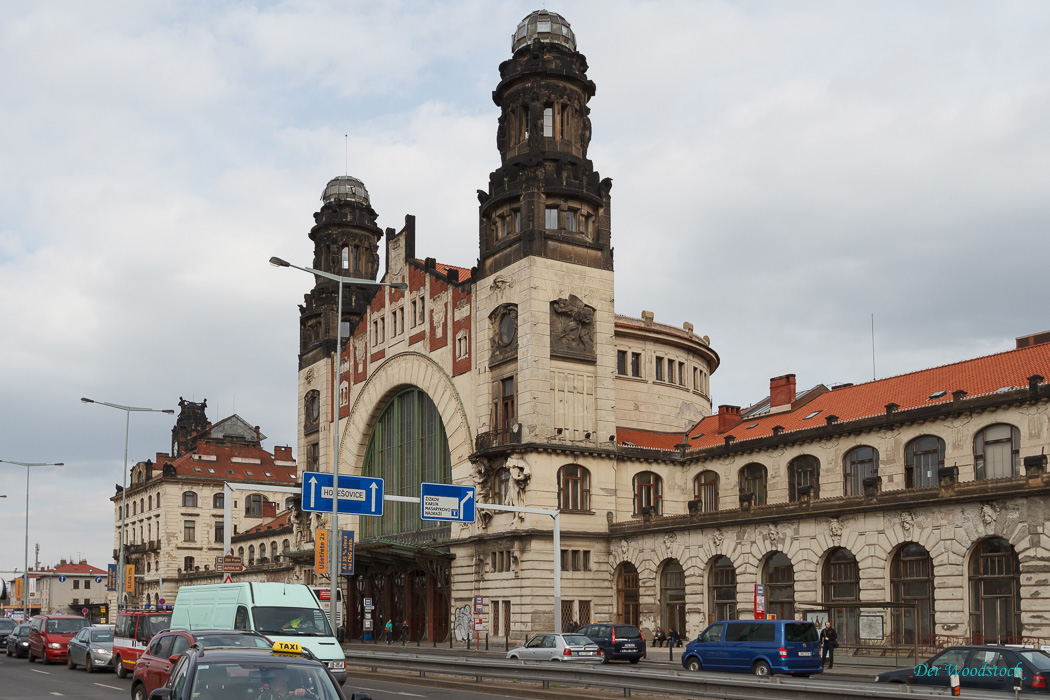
[272,641,303,657]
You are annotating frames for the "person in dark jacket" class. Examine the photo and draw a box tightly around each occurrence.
[668,627,681,648]
[819,621,838,668]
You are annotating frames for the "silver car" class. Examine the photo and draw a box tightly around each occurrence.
[507,633,603,663]
[66,625,114,673]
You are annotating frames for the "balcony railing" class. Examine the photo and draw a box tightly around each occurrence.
[475,425,521,451]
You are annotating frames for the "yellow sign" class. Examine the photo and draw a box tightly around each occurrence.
[15,577,22,599]
[126,565,135,594]
[314,529,328,574]
[272,640,303,657]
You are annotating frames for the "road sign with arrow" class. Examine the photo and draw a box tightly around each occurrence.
[299,471,384,517]
[419,482,475,523]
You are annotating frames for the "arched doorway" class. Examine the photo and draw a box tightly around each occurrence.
[822,547,859,644]
[708,556,737,624]
[762,552,795,620]
[969,537,1021,643]
[890,543,934,645]
[660,560,686,634]
[615,562,640,625]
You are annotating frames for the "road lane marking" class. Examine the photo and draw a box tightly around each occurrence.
[94,683,123,691]
[354,689,424,698]
[50,693,63,696]
[31,668,51,674]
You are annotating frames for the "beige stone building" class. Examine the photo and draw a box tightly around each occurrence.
[283,10,1050,649]
[109,401,298,610]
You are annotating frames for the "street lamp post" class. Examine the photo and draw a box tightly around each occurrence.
[81,398,173,610]
[270,255,406,636]
[0,459,64,620]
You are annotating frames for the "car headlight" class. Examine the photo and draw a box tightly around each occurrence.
[92,649,112,658]
[48,643,61,649]
[874,675,880,682]
[20,641,29,646]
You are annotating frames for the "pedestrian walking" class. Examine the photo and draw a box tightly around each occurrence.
[819,621,838,669]
[400,619,409,646]
[384,618,393,645]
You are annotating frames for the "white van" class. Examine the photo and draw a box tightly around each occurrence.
[169,582,346,684]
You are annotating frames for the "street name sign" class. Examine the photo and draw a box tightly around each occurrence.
[420,482,475,523]
[300,471,384,517]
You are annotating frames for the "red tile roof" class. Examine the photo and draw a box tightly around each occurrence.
[168,442,297,484]
[617,428,684,451]
[416,259,472,282]
[619,342,1050,451]
[240,511,292,537]
[39,562,107,575]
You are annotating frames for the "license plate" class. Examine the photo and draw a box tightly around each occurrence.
[798,651,811,656]
[622,644,636,649]
[578,651,594,656]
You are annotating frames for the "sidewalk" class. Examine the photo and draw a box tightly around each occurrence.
[340,637,909,680]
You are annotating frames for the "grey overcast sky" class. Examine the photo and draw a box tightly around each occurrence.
[1,1,1048,576]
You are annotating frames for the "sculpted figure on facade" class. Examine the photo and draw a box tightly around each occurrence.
[764,524,785,550]
[899,511,914,536]
[981,502,999,526]
[505,454,531,520]
[828,518,843,545]
[550,295,596,361]
[711,529,725,549]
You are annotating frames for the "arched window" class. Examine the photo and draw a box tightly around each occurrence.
[693,471,718,512]
[282,539,290,553]
[213,492,224,509]
[708,556,737,624]
[843,446,879,496]
[237,546,244,559]
[822,548,859,642]
[762,552,795,621]
[362,388,451,539]
[304,390,321,433]
[494,468,511,505]
[969,537,1021,643]
[246,494,264,517]
[660,560,686,633]
[739,463,767,506]
[633,471,662,515]
[270,542,278,560]
[132,501,137,515]
[557,465,590,511]
[974,424,1020,480]
[891,543,935,645]
[140,498,144,513]
[148,495,152,510]
[181,491,198,508]
[905,436,944,488]
[614,562,640,626]
[788,455,820,501]
[183,556,194,572]
[248,545,255,566]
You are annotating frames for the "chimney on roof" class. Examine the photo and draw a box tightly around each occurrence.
[769,374,796,412]
[60,559,67,566]
[717,405,742,433]
[447,268,459,283]
[1016,330,1050,348]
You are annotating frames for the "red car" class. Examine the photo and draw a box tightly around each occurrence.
[27,614,90,665]
[129,629,271,700]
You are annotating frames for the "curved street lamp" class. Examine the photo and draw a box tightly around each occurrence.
[81,398,174,609]
[270,255,406,635]
[0,459,64,619]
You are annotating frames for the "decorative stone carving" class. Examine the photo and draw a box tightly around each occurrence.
[899,511,914,536]
[828,518,843,545]
[550,295,596,362]
[711,529,725,548]
[764,525,785,550]
[304,367,315,384]
[981,502,999,526]
[506,454,531,519]
[489,276,512,293]
[488,304,518,367]
[663,532,678,550]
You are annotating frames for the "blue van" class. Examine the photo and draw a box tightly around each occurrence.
[681,619,823,677]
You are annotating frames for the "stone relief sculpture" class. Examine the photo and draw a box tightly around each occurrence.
[550,295,596,362]
[764,524,785,550]
[505,454,532,520]
[663,532,678,550]
[711,529,726,548]
[899,511,914,536]
[828,518,843,545]
[981,502,999,526]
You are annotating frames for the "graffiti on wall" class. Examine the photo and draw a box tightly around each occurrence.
[453,604,472,642]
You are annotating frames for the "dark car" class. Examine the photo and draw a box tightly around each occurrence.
[131,629,272,700]
[66,624,115,672]
[146,641,370,700]
[573,623,646,663]
[876,645,1050,693]
[5,623,31,658]
[681,619,822,677]
[0,617,18,647]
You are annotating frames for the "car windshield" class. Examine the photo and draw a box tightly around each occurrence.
[90,629,114,642]
[195,633,272,649]
[0,619,17,632]
[143,614,172,638]
[47,618,89,635]
[785,623,819,643]
[1019,650,1050,671]
[191,661,341,700]
[16,624,30,635]
[614,625,641,638]
[252,607,334,637]
[562,635,594,646]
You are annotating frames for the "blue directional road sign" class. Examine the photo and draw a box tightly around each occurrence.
[420,482,475,523]
[300,471,384,517]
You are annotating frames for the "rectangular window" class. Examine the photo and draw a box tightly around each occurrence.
[693,367,699,390]
[410,301,417,327]
[578,599,591,625]
[666,360,674,384]
[372,320,379,345]
[380,318,385,342]
[545,206,558,230]
[617,350,627,375]
[583,551,591,571]
[561,549,570,570]
[571,550,581,571]
[679,362,686,386]
[184,520,196,542]
[514,210,521,232]
[214,521,224,543]
[84,579,90,590]
[630,352,641,377]
[72,598,79,606]
[565,210,577,232]
[655,357,664,382]
[543,106,553,137]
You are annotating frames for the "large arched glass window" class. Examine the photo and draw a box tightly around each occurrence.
[905,436,944,488]
[822,548,860,643]
[762,552,795,621]
[181,491,198,508]
[693,471,718,512]
[788,455,820,501]
[891,543,935,645]
[660,560,686,633]
[557,465,590,511]
[974,424,1020,480]
[632,472,662,515]
[362,388,451,539]
[968,537,1021,643]
[708,556,737,624]
[843,446,878,496]
[739,463,767,506]
[615,562,640,626]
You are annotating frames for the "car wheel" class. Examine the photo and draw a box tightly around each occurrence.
[86,659,95,673]
[67,655,76,670]
[115,656,128,678]
[5,645,11,657]
[42,653,51,666]
[132,682,147,700]
[686,657,702,672]
[508,655,519,660]
[752,660,772,677]
[27,647,36,663]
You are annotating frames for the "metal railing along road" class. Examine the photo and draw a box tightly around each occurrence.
[343,650,1041,699]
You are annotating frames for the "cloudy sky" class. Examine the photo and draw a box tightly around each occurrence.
[1,0,1048,576]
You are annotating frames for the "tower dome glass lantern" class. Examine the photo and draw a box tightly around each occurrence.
[512,10,576,53]
[322,175,370,206]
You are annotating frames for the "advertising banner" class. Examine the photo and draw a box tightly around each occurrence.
[314,528,328,574]
[339,531,355,576]
[125,565,135,594]
[107,564,117,591]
